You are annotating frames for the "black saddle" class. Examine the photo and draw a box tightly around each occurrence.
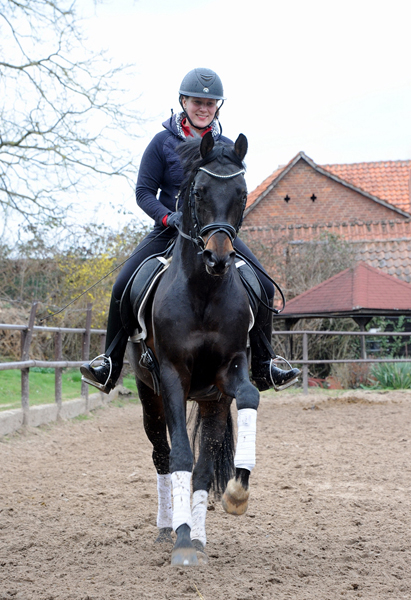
[121,251,263,341]
[120,249,263,395]
[119,250,172,339]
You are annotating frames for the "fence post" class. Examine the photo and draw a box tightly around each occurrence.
[303,332,308,395]
[21,302,38,425]
[54,331,63,416]
[81,303,92,409]
[360,328,367,360]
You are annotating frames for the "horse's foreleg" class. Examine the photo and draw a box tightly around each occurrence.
[160,364,198,566]
[220,362,259,516]
[222,408,256,515]
[170,472,199,566]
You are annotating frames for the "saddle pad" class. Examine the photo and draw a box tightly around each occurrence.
[120,254,172,341]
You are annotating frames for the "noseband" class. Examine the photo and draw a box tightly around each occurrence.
[178,164,247,250]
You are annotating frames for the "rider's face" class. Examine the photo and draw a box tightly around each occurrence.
[182,96,218,131]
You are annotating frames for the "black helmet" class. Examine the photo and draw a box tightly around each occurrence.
[179,68,225,100]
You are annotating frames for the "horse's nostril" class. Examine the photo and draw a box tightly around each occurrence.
[203,250,216,267]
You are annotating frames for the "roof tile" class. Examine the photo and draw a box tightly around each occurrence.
[318,160,411,212]
[282,262,411,315]
[247,154,411,213]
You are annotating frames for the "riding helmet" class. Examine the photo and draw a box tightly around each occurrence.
[179,68,225,100]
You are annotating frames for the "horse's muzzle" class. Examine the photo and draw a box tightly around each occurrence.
[203,232,235,276]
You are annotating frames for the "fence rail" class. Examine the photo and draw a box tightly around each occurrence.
[1,303,411,422]
[275,329,411,393]
[0,302,106,424]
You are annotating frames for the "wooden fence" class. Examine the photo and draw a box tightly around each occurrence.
[1,303,411,424]
[276,329,411,393]
[0,302,106,425]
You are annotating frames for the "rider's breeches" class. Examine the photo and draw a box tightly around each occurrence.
[112,226,178,301]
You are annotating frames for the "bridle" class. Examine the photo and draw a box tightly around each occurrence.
[175,142,287,314]
[177,159,247,251]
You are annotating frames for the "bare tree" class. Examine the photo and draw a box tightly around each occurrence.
[0,0,141,236]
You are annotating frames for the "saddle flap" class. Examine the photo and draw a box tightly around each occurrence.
[235,258,263,320]
[120,254,172,339]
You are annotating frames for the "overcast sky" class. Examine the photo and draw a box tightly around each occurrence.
[80,0,411,224]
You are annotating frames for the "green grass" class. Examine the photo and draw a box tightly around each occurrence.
[0,368,139,411]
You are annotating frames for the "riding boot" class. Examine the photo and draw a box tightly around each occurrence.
[250,300,300,392]
[80,296,129,394]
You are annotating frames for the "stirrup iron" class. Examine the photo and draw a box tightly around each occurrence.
[270,356,299,391]
[81,354,112,392]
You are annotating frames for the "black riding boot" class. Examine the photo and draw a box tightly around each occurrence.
[250,301,300,392]
[80,296,129,394]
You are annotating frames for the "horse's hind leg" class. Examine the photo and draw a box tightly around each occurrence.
[136,379,173,544]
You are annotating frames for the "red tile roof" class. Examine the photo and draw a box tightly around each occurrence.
[354,239,411,284]
[246,154,411,214]
[281,262,411,317]
[322,160,411,213]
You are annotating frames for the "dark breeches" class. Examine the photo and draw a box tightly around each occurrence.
[112,226,274,302]
[112,226,177,300]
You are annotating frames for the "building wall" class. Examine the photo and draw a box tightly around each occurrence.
[244,159,409,228]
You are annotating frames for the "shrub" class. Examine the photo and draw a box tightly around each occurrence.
[367,362,411,390]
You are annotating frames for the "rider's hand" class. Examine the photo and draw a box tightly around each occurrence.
[165,211,182,229]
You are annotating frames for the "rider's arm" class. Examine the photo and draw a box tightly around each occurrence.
[135,132,176,226]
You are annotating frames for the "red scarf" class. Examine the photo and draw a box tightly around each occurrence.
[182,118,212,138]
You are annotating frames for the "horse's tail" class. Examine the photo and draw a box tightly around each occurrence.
[189,403,235,498]
[214,408,235,497]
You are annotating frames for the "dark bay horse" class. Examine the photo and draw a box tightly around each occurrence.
[127,132,260,566]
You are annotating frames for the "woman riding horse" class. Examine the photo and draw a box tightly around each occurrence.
[81,67,300,394]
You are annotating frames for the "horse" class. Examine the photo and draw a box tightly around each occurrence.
[127,132,260,566]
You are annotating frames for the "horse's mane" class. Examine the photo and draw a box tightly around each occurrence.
[177,137,245,199]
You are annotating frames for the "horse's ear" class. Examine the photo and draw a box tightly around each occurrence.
[234,134,248,162]
[200,131,214,158]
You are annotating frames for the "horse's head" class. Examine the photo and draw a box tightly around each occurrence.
[180,132,248,277]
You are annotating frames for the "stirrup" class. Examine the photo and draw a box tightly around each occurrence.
[272,355,293,369]
[81,354,112,392]
[270,356,299,392]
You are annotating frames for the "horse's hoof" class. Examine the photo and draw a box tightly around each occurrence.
[171,547,199,567]
[155,527,173,544]
[192,538,208,565]
[222,477,249,515]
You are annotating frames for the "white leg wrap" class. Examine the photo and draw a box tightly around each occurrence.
[156,473,173,529]
[171,471,192,532]
[190,489,208,547]
[234,408,257,471]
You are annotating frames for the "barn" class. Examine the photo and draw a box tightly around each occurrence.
[242,152,411,285]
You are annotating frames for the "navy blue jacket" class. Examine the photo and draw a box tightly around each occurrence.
[135,113,231,226]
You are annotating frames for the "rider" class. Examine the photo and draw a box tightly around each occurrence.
[81,68,300,394]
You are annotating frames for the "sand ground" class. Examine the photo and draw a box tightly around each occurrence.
[1,388,411,600]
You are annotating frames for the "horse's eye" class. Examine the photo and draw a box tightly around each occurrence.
[194,191,201,200]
